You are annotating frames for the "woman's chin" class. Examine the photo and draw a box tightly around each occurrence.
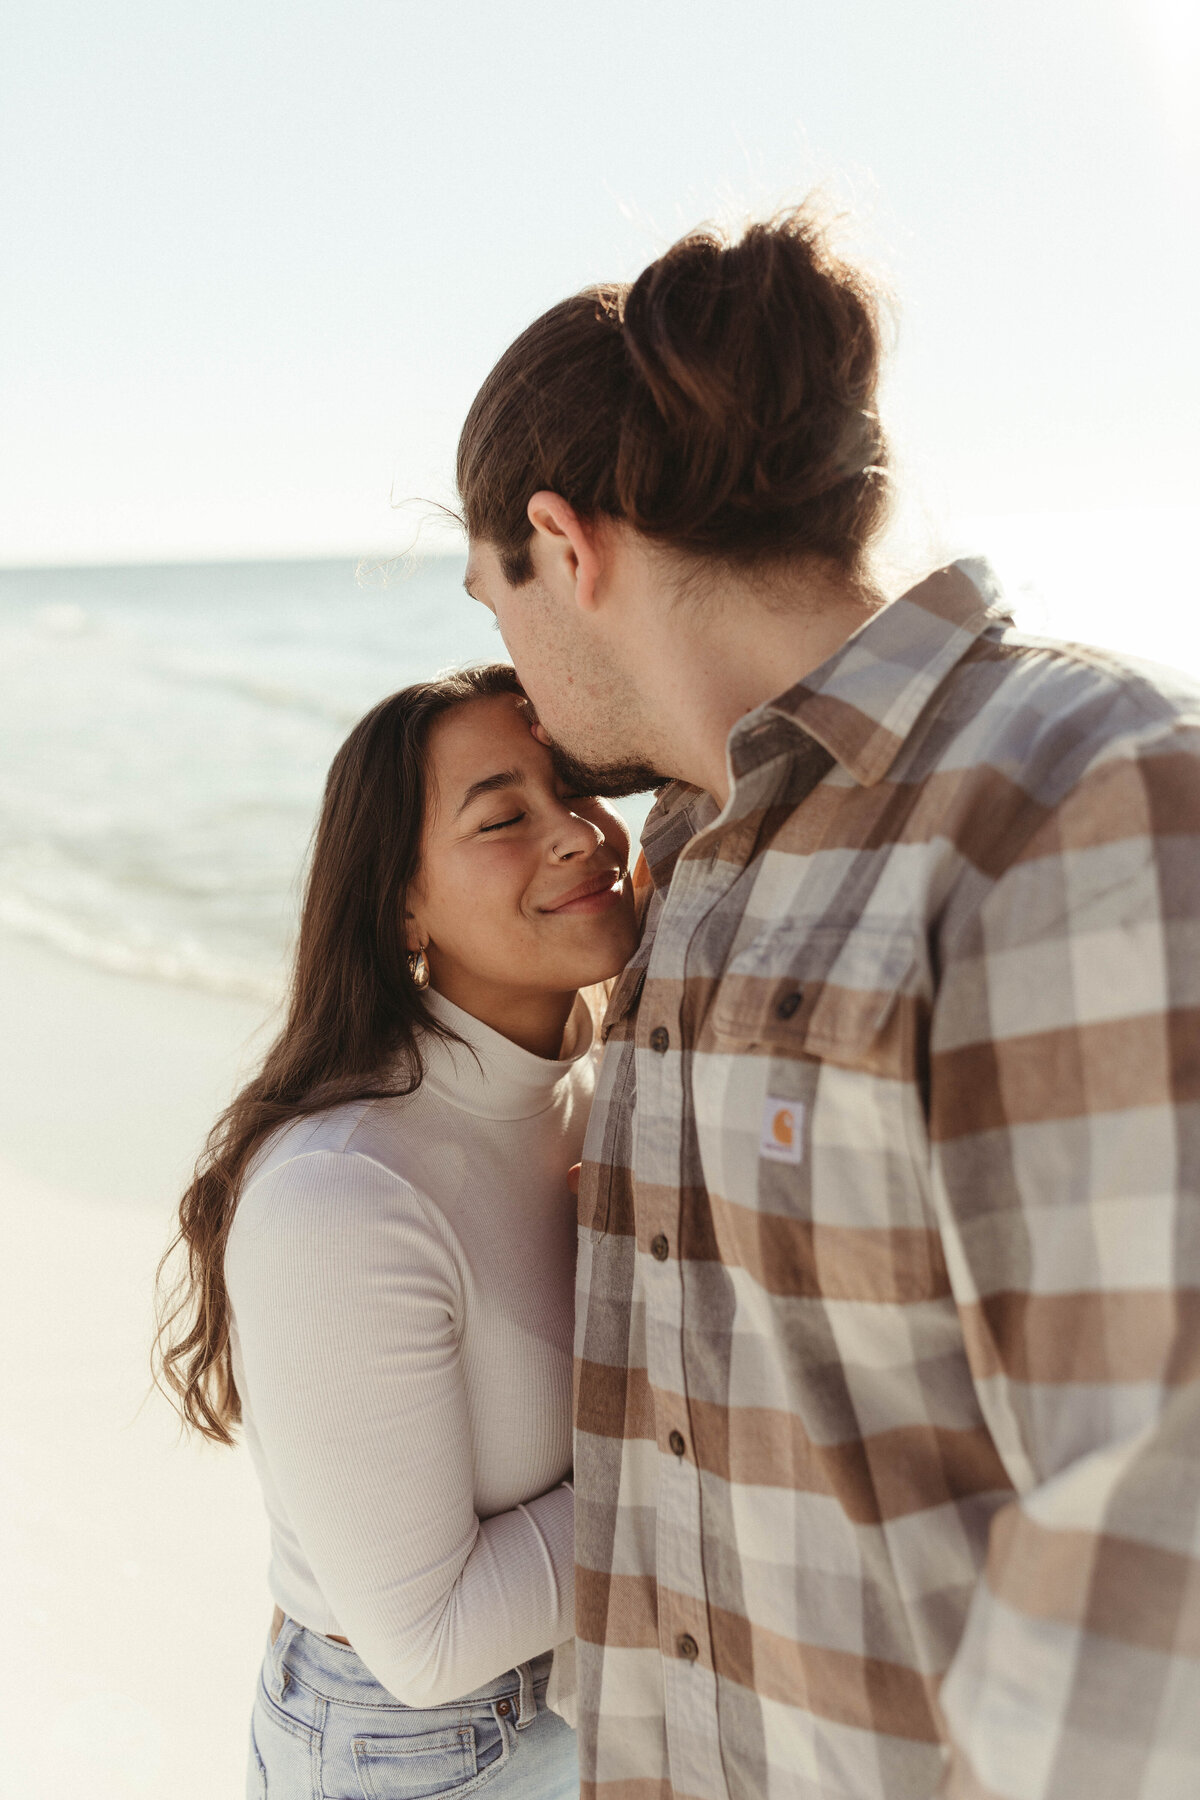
[524,929,636,996]
[568,932,641,990]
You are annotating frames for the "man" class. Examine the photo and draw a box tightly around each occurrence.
[458,208,1200,1798]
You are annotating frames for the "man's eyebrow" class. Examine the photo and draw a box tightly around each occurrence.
[462,574,477,599]
[454,767,526,818]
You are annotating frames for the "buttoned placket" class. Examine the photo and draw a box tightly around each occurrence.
[635,729,790,1800]
[638,842,726,1800]
[638,717,836,1800]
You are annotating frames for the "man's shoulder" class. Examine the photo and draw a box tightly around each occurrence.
[919,621,1200,796]
[971,620,1199,731]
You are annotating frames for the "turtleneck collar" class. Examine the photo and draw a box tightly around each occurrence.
[417,988,596,1120]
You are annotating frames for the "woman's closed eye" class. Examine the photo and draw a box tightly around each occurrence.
[478,791,596,832]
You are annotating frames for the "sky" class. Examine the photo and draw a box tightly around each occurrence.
[1,0,1197,566]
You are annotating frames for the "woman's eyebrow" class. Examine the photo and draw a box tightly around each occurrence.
[455,768,526,818]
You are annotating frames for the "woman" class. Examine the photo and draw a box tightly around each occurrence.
[156,663,638,1799]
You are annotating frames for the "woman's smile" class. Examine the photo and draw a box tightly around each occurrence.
[538,868,627,916]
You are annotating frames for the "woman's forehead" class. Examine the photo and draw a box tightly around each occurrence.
[426,693,546,809]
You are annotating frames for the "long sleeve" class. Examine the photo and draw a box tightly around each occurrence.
[929,719,1200,1797]
[226,1148,575,1706]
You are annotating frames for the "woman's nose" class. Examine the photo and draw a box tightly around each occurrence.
[549,809,605,862]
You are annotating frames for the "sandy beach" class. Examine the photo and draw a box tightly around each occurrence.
[0,929,279,1798]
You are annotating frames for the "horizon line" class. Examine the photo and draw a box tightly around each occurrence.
[0,544,469,577]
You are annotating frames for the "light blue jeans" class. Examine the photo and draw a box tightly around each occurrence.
[248,1617,578,1799]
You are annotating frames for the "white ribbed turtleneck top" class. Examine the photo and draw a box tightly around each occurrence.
[225,989,595,1706]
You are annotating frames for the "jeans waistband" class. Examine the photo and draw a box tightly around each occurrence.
[268,1614,552,1722]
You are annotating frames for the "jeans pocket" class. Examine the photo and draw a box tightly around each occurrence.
[352,1707,513,1800]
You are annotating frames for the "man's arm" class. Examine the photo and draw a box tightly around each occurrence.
[928,718,1200,1798]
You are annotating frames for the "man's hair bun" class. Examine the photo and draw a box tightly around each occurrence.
[459,203,891,583]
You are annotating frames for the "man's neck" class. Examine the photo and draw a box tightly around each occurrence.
[634,565,882,806]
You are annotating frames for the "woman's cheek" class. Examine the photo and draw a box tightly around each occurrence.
[465,844,534,924]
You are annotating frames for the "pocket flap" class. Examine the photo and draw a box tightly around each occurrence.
[708,922,923,1069]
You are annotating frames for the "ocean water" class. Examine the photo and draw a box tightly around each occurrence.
[1,509,1196,1002]
[0,556,508,999]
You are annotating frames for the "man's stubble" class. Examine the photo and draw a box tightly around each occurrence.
[515,578,667,800]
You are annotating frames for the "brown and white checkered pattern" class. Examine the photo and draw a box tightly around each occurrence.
[573,559,1200,1799]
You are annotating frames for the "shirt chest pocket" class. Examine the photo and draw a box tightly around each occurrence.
[702,921,925,1081]
[691,923,943,1299]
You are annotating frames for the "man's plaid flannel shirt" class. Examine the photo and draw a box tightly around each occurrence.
[573,558,1200,1799]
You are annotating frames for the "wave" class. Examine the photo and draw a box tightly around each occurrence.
[0,892,286,1005]
[0,555,493,1007]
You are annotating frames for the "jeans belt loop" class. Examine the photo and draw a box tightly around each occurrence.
[515,1660,537,1729]
[270,1615,293,1703]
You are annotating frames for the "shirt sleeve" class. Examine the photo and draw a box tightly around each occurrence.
[928,719,1200,1798]
[225,1148,574,1706]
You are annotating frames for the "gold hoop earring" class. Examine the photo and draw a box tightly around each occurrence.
[408,948,430,990]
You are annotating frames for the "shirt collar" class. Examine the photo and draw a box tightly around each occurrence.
[640,557,1008,877]
[761,556,1007,788]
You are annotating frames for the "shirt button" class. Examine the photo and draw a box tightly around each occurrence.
[649,1026,670,1053]
[668,1430,686,1456]
[776,989,803,1019]
[650,1233,670,1261]
[678,1634,699,1662]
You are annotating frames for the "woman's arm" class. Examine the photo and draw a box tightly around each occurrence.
[226,1148,574,1705]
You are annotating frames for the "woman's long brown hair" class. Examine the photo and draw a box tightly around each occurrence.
[154,662,524,1444]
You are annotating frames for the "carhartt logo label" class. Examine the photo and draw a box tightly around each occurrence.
[760,1097,805,1163]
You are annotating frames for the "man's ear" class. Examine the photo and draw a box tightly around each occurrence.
[526,491,604,613]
